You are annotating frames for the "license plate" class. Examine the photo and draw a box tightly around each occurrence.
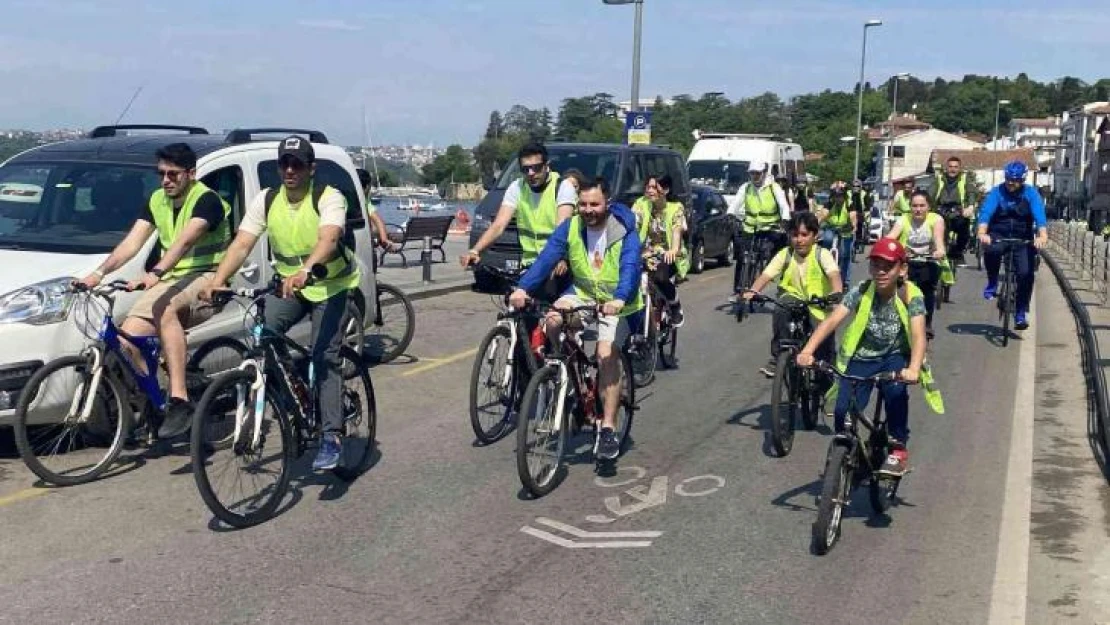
[504,259,520,271]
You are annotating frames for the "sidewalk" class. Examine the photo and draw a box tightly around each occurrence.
[375,234,474,300]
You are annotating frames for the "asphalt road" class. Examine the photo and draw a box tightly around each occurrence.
[0,254,1104,624]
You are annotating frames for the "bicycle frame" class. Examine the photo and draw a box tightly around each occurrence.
[539,307,602,439]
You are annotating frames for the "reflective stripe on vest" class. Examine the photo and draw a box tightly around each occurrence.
[773,247,833,320]
[565,215,643,316]
[742,183,781,233]
[516,172,562,264]
[148,181,230,279]
[266,182,360,303]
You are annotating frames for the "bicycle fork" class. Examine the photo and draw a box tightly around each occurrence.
[71,346,107,425]
[234,360,267,451]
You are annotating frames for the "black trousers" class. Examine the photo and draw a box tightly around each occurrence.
[907,261,940,328]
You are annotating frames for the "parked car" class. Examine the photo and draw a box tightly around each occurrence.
[468,142,692,291]
[868,206,886,242]
[686,185,735,273]
[0,124,379,425]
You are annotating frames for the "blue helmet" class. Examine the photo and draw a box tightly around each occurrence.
[1004,161,1027,182]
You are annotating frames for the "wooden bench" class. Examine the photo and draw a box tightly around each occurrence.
[380,214,455,268]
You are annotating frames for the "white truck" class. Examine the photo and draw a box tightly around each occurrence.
[686,131,806,210]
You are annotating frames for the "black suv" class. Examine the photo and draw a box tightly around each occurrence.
[686,185,736,274]
[468,142,691,290]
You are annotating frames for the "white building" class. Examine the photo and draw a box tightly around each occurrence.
[1055,102,1110,203]
[875,127,982,192]
[927,148,1039,192]
[617,97,674,116]
[1008,116,1061,190]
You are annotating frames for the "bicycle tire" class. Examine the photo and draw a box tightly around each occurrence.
[516,364,567,497]
[469,325,518,443]
[187,337,249,395]
[1000,271,1013,347]
[801,368,821,431]
[343,299,366,374]
[191,369,294,528]
[813,444,851,555]
[631,307,659,388]
[368,282,415,364]
[14,355,129,486]
[660,323,678,370]
[614,349,636,454]
[332,346,377,481]
[869,468,897,515]
[769,350,797,457]
[736,258,754,323]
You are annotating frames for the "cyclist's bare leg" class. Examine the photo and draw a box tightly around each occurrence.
[596,338,620,430]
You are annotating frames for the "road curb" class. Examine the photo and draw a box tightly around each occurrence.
[391,277,475,302]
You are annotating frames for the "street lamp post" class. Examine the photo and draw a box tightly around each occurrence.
[991,98,1012,187]
[886,73,909,195]
[603,0,645,112]
[853,19,883,184]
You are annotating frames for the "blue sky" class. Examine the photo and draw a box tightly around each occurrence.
[2,0,1108,146]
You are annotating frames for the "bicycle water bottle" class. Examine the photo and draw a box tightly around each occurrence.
[530,325,546,359]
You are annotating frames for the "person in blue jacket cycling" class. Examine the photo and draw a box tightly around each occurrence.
[977,160,1048,330]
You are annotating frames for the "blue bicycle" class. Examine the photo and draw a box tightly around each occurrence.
[13,280,246,486]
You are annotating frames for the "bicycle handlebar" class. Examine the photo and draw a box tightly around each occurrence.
[70,279,142,296]
[807,360,900,383]
[746,291,841,309]
[209,263,328,306]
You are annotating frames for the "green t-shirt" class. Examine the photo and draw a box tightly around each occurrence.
[841,281,925,360]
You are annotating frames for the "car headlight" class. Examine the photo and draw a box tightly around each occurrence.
[0,277,77,325]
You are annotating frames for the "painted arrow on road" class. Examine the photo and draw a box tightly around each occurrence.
[520,517,663,549]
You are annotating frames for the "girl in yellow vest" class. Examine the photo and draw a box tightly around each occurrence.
[633,175,688,326]
[743,211,842,378]
[885,189,946,340]
[797,238,935,478]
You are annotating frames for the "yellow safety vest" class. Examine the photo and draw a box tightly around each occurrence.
[147,181,231,279]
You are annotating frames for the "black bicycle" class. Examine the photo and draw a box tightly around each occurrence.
[747,293,836,457]
[809,361,909,555]
[630,254,679,387]
[191,270,377,528]
[735,231,780,322]
[467,266,543,445]
[992,237,1030,347]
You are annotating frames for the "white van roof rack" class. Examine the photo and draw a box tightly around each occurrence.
[692,130,792,142]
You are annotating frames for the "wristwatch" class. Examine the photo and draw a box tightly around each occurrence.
[150,268,166,279]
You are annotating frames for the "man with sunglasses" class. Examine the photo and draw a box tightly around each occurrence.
[977,160,1047,331]
[77,142,231,440]
[461,142,577,300]
[203,135,360,471]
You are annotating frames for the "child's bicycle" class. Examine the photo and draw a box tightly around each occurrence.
[13,280,245,486]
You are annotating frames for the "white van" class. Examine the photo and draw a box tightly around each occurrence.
[0,125,379,424]
[686,131,806,207]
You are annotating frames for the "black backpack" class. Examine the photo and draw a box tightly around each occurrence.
[263,183,357,254]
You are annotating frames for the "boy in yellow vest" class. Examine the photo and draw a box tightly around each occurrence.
[205,136,359,471]
[796,238,931,477]
[77,142,231,440]
[743,211,842,378]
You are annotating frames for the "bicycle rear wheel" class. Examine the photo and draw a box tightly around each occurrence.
[736,259,754,322]
[999,271,1013,347]
[469,325,518,443]
[367,282,415,364]
[516,364,567,497]
[332,346,377,481]
[14,355,129,486]
[613,350,637,453]
[659,323,678,370]
[630,309,659,388]
[342,299,366,376]
[191,369,294,528]
[813,444,851,555]
[769,350,798,457]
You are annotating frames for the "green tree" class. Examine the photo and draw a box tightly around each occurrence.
[421,145,478,185]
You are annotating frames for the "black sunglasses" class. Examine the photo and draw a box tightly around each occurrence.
[521,163,547,174]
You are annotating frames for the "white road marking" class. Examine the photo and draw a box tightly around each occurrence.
[533,517,662,538]
[520,527,654,549]
[988,300,1036,625]
[593,465,647,488]
[521,517,663,549]
[603,476,669,518]
[674,475,726,497]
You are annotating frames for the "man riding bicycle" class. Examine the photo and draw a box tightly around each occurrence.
[508,178,642,461]
[202,135,360,471]
[728,160,791,302]
[978,160,1048,331]
[461,142,577,301]
[76,142,231,440]
[817,181,858,282]
[743,211,842,378]
[934,156,977,268]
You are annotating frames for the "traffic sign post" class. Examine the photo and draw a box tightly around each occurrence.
[625,111,652,145]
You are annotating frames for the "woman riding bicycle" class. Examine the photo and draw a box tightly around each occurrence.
[797,238,933,478]
[743,211,842,378]
[886,189,946,340]
[632,174,687,327]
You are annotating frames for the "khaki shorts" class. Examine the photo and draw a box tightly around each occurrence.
[126,271,219,328]
[552,294,630,346]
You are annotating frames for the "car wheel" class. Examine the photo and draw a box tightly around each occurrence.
[717,237,734,267]
[690,240,705,274]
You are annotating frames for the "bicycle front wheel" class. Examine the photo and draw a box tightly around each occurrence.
[769,350,797,457]
[191,369,294,529]
[813,444,851,555]
[613,349,637,453]
[630,309,659,387]
[516,364,567,497]
[367,282,415,364]
[470,325,518,443]
[333,346,377,481]
[14,355,129,486]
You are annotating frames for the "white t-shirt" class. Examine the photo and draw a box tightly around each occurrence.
[584,227,608,271]
[239,186,347,237]
[502,177,578,213]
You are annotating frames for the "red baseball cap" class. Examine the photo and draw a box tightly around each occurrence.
[869,237,907,263]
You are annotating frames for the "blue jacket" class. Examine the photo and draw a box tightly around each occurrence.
[518,202,642,303]
[978,183,1046,238]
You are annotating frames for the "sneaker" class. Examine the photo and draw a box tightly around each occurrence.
[982,281,997,300]
[1015,311,1029,330]
[759,360,776,378]
[157,397,195,439]
[877,447,909,478]
[313,432,342,471]
[596,427,620,460]
[670,304,685,328]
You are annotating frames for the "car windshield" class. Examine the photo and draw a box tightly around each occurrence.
[687,160,750,195]
[495,149,621,192]
[0,162,157,254]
